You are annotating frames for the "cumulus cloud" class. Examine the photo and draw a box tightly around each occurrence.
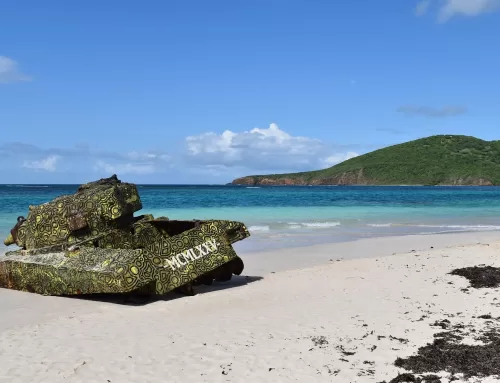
[185,123,360,172]
[22,155,60,172]
[0,56,31,84]
[1,123,369,180]
[396,105,467,118]
[415,0,500,21]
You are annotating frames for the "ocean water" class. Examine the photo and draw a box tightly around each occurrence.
[1,184,500,254]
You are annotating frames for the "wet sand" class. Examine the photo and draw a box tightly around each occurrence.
[1,231,500,382]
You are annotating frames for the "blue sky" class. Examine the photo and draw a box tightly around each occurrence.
[1,0,499,184]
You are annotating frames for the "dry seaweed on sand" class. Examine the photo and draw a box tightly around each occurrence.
[380,314,500,383]
[382,265,500,382]
[378,373,442,382]
[448,266,500,288]
[430,319,451,329]
[392,328,500,381]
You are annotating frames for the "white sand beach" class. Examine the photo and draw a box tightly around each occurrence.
[2,231,500,383]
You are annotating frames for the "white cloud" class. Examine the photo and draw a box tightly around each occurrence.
[185,123,360,172]
[439,0,500,21]
[416,0,500,21]
[2,125,366,180]
[94,160,156,175]
[415,0,431,16]
[0,142,172,175]
[126,151,171,161]
[323,152,359,167]
[0,56,31,84]
[22,155,60,172]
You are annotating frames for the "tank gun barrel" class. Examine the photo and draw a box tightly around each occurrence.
[3,233,14,246]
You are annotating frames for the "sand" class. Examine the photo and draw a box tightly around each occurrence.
[1,231,500,383]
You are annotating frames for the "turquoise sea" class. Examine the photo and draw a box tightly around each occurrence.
[1,184,500,254]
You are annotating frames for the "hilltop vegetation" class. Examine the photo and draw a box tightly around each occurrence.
[231,135,500,186]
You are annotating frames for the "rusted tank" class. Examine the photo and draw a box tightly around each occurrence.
[0,175,250,297]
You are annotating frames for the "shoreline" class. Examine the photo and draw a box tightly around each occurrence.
[235,230,500,275]
[2,231,500,382]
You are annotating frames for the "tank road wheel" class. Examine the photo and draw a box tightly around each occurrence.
[230,257,244,275]
[175,282,195,296]
[214,263,233,282]
[199,274,214,285]
[192,274,214,286]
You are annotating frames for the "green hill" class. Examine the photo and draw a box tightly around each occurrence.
[231,135,500,186]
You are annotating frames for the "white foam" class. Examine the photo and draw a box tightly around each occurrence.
[366,223,500,231]
[416,224,500,231]
[301,222,341,228]
[248,225,271,232]
[268,233,293,238]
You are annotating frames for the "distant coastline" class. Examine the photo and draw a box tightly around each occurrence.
[230,135,500,187]
[229,182,500,187]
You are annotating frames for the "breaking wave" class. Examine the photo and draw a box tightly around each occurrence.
[291,221,341,228]
[248,225,270,232]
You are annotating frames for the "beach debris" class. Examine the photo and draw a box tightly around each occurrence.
[449,265,500,288]
[322,365,340,376]
[358,368,375,377]
[0,174,251,298]
[380,373,442,382]
[220,363,232,375]
[389,335,409,344]
[430,319,450,329]
[310,335,329,347]
[382,315,500,383]
[335,344,356,356]
[394,328,500,379]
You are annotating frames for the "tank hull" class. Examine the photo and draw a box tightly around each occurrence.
[0,219,249,296]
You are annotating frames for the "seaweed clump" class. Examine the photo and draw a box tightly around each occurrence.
[392,328,500,380]
[380,318,500,383]
[449,266,500,288]
[379,372,442,382]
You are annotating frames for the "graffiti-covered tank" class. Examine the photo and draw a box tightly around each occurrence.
[0,175,250,297]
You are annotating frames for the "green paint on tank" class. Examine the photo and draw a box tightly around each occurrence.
[0,175,250,297]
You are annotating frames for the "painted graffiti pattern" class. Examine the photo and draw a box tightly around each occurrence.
[0,175,250,296]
